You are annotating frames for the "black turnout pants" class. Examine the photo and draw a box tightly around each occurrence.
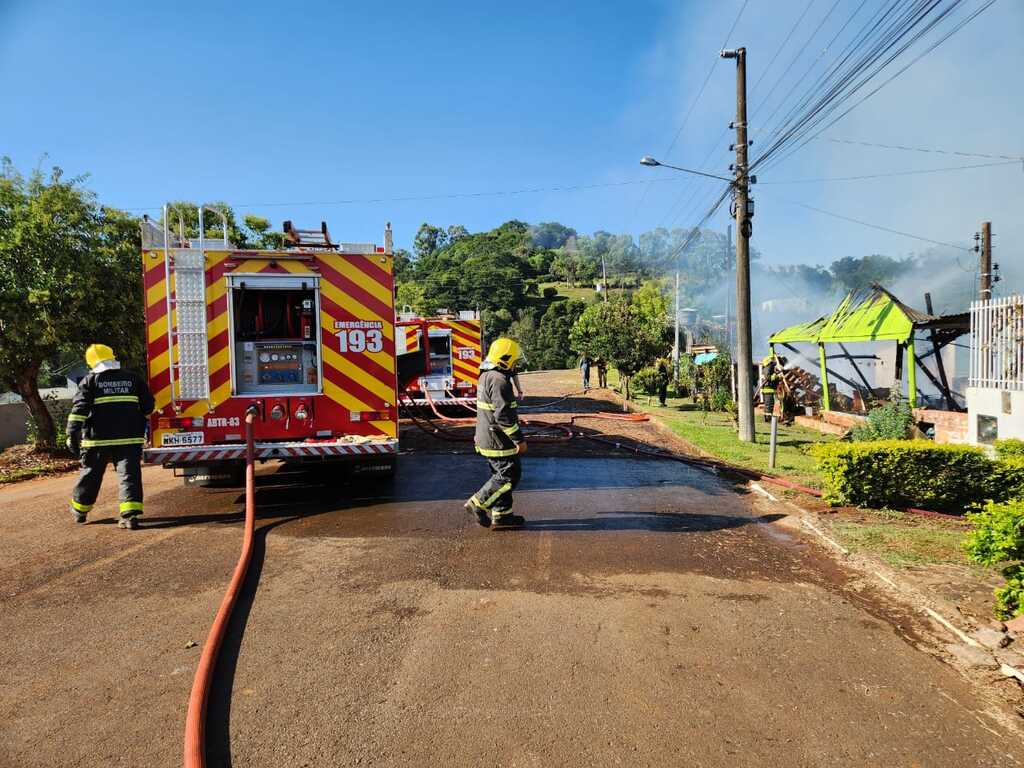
[472,456,522,519]
[72,444,144,519]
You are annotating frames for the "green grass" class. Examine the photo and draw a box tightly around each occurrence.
[538,282,598,302]
[829,518,969,567]
[607,369,835,489]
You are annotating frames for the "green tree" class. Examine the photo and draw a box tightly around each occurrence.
[0,159,141,448]
[529,221,577,250]
[414,222,448,259]
[830,254,911,294]
[569,296,668,402]
[243,214,286,249]
[532,299,586,369]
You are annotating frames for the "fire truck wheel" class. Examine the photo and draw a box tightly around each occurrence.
[182,465,245,488]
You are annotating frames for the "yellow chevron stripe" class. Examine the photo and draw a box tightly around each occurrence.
[452,332,480,350]
[148,317,167,345]
[319,281,394,340]
[154,384,171,410]
[150,349,169,378]
[207,277,226,307]
[322,344,395,404]
[320,253,392,306]
[209,380,231,408]
[208,346,230,374]
[323,376,372,412]
[206,250,230,269]
[369,419,397,437]
[147,278,167,309]
[230,258,316,274]
[208,311,229,340]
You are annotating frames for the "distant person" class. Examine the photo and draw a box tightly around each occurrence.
[596,359,608,389]
[656,359,670,406]
[578,354,591,391]
[66,344,155,529]
[465,338,527,529]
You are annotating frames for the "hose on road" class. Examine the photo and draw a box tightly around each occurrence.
[183,405,258,768]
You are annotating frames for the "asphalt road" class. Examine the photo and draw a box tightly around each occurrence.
[2,444,1023,767]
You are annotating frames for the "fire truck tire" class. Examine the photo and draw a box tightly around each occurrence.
[182,465,246,488]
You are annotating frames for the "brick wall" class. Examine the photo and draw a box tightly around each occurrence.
[914,408,968,445]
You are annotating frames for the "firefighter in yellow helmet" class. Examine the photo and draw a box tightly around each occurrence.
[66,344,155,529]
[465,337,527,528]
[760,352,782,423]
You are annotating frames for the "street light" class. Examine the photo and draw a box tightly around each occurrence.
[639,156,734,183]
[639,155,730,384]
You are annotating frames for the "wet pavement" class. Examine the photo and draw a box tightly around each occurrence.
[2,375,1023,766]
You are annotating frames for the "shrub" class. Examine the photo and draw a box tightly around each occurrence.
[542,286,558,299]
[995,438,1024,460]
[992,456,1024,502]
[709,389,732,412]
[814,440,992,514]
[850,399,914,441]
[631,366,659,397]
[964,499,1024,620]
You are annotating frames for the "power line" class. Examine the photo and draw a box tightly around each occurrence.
[759,158,1021,183]
[628,0,750,237]
[768,193,971,251]
[113,176,690,213]
[818,136,1024,161]
[756,0,997,174]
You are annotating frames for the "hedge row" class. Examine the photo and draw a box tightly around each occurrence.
[813,440,1023,514]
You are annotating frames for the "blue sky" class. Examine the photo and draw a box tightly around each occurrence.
[2,0,1022,276]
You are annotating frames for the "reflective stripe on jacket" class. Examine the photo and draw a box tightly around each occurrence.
[67,367,155,446]
[475,365,523,458]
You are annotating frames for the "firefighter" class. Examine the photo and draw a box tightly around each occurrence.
[67,344,155,529]
[760,353,782,423]
[465,338,527,529]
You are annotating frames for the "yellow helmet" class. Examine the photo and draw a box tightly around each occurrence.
[85,344,115,368]
[761,354,775,366]
[485,338,524,371]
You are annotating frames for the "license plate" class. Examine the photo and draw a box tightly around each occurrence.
[161,431,205,446]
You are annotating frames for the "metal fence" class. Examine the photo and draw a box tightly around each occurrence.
[970,295,1024,390]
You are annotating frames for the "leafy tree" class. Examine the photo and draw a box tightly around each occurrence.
[529,221,577,250]
[0,159,141,448]
[414,221,537,313]
[508,310,539,366]
[532,299,586,369]
[414,223,448,260]
[569,296,668,401]
[395,281,427,314]
[830,254,911,294]
[446,224,469,243]
[243,214,286,249]
[393,247,415,283]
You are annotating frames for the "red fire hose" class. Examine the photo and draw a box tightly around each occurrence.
[183,405,259,768]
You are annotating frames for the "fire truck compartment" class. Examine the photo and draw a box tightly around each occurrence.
[228,274,322,396]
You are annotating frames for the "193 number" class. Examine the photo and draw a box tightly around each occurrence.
[338,329,383,353]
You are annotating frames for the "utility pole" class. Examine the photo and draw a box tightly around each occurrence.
[673,263,680,375]
[979,221,992,300]
[722,46,755,442]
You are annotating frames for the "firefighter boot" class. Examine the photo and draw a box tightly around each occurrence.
[118,516,139,530]
[490,513,525,529]
[464,498,491,528]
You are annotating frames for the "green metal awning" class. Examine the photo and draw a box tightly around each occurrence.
[768,316,827,344]
[768,285,932,345]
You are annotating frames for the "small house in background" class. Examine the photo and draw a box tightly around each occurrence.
[968,294,1024,444]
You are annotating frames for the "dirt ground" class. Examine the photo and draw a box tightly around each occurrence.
[2,370,1023,767]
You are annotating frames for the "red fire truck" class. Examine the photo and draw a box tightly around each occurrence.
[396,310,482,405]
[140,206,401,483]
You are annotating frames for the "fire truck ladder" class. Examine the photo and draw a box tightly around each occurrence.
[283,220,337,250]
[162,204,227,410]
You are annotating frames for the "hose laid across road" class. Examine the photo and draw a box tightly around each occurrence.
[183,406,258,768]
